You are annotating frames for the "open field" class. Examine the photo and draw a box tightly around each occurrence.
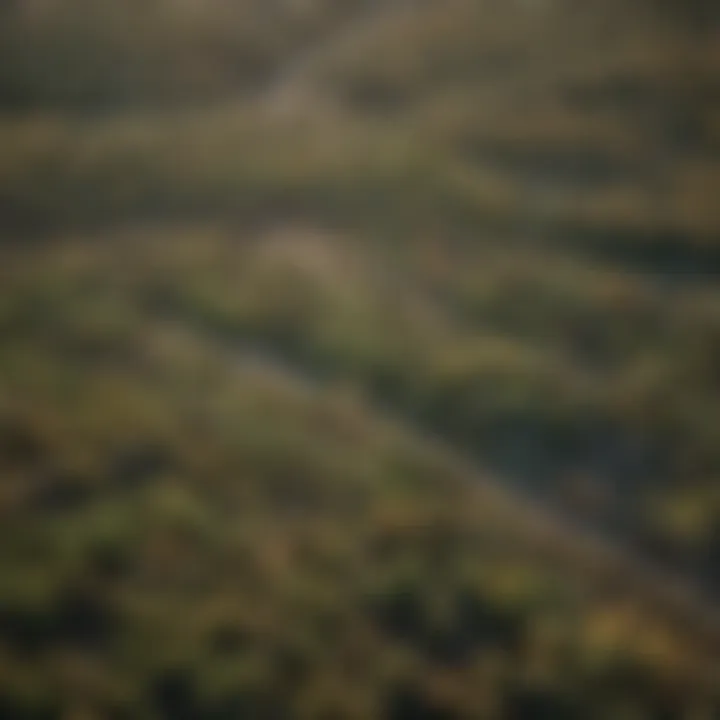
[1,0,719,717]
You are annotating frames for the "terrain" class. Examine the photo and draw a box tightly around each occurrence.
[1,0,719,717]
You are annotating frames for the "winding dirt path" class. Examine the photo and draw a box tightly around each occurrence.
[258,0,435,116]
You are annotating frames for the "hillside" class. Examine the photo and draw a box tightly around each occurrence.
[1,0,720,717]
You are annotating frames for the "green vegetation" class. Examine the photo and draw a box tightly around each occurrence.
[1,0,719,717]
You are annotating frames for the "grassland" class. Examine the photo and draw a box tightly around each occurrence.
[1,0,719,717]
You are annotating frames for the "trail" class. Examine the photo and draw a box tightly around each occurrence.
[165,317,720,651]
[257,0,434,117]
[248,343,720,644]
